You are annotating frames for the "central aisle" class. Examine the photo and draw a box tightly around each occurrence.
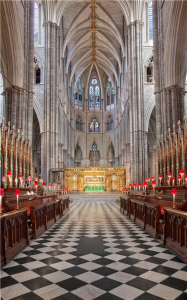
[1,195,187,300]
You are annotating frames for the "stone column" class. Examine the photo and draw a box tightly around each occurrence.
[153,0,161,180]
[11,87,18,128]
[170,85,178,127]
[27,0,34,142]
[128,20,145,184]
[42,21,59,184]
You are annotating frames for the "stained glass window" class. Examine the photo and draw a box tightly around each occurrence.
[111,85,114,104]
[34,3,39,41]
[90,118,99,132]
[95,122,99,132]
[79,83,82,106]
[107,83,110,105]
[91,142,98,151]
[75,84,78,105]
[89,77,100,108]
[148,1,153,40]
[91,78,97,85]
[75,77,82,106]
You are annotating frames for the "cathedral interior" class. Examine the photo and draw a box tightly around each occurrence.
[0,0,187,299]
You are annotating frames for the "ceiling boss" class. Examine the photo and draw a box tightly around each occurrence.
[91,0,96,64]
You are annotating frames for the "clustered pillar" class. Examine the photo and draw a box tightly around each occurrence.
[42,21,59,184]
[3,0,34,141]
[128,20,146,184]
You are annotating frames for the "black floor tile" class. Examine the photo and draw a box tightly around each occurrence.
[160,277,187,291]
[126,277,157,291]
[93,267,117,277]
[22,277,52,291]
[119,257,141,265]
[92,277,121,291]
[66,258,88,265]
[152,265,177,276]
[63,266,87,276]
[48,249,64,256]
[145,257,166,265]
[3,265,28,276]
[40,257,62,265]
[57,278,87,291]
[32,265,57,276]
[1,276,18,288]
[93,258,114,266]
[13,257,36,264]
[23,250,42,256]
[139,250,158,256]
[116,250,136,256]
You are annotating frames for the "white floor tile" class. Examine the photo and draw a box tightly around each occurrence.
[110,283,143,299]
[34,283,68,299]
[43,271,72,283]
[1,283,30,299]
[11,270,40,282]
[72,284,105,299]
[50,261,74,270]
[108,271,136,283]
[162,261,186,270]
[140,270,169,283]
[76,271,104,283]
[148,284,182,299]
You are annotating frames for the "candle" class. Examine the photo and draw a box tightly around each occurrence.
[159,175,162,186]
[15,190,20,210]
[172,189,177,209]
[0,188,4,214]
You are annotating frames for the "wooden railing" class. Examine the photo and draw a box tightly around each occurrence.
[120,196,161,238]
[163,208,187,263]
[0,209,29,266]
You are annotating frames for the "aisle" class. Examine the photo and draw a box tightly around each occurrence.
[1,198,187,300]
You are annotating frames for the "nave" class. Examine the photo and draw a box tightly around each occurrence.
[1,195,187,300]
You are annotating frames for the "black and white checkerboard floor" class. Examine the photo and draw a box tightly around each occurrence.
[1,200,187,300]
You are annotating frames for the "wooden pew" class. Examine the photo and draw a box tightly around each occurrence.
[163,208,187,263]
[0,209,29,267]
[30,200,62,239]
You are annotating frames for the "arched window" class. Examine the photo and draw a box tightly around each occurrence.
[76,115,82,131]
[75,78,82,106]
[35,68,41,84]
[34,3,39,41]
[90,118,99,132]
[89,77,100,108]
[107,83,110,106]
[90,142,98,151]
[106,78,114,105]
[107,115,114,131]
[148,1,153,40]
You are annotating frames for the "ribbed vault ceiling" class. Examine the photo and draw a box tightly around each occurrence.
[61,1,125,88]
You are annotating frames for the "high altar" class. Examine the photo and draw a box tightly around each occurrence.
[64,167,126,192]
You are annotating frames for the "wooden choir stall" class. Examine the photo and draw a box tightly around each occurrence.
[0,120,70,267]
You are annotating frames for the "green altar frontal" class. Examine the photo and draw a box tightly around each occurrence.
[85,186,105,191]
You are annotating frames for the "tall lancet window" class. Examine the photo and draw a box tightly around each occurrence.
[34,3,39,41]
[75,78,82,106]
[90,118,99,132]
[148,1,153,39]
[106,78,114,105]
[107,83,110,106]
[89,77,100,108]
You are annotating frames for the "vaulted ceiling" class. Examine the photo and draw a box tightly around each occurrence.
[61,1,125,89]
